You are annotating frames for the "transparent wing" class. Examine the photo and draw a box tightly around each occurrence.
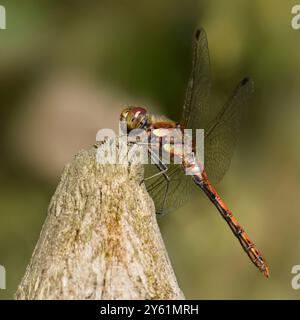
[144,163,198,214]
[145,78,253,213]
[181,27,211,131]
[144,27,253,214]
[181,27,253,183]
[144,27,212,214]
[203,77,254,183]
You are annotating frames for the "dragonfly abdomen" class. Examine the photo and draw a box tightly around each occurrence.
[192,173,270,278]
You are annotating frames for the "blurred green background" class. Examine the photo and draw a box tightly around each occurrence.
[1,0,300,299]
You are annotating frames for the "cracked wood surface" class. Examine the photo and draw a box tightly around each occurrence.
[15,145,184,300]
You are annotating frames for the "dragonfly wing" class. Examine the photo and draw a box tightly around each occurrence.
[204,77,254,183]
[181,27,211,131]
[144,28,253,213]
[144,27,211,214]
[144,164,197,214]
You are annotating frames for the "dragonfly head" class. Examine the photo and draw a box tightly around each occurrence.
[120,106,149,132]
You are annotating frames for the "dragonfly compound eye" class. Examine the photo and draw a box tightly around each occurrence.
[120,108,130,121]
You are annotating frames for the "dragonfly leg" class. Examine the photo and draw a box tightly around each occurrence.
[141,147,169,182]
[124,140,171,215]
[142,164,168,183]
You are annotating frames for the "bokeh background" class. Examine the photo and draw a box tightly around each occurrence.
[1,0,300,299]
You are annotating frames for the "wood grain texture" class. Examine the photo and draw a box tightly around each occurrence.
[15,144,184,300]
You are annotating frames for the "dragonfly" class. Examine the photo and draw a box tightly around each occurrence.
[119,27,269,278]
